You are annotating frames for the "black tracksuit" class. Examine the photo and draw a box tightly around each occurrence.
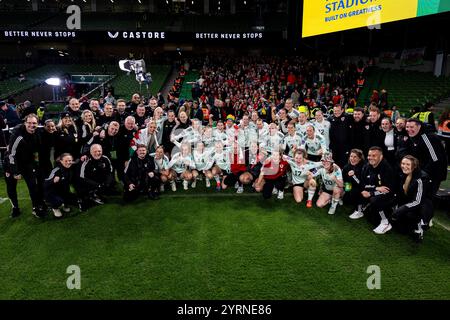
[54,126,81,160]
[407,130,447,193]
[351,117,368,153]
[44,164,77,209]
[123,153,159,202]
[360,159,395,224]
[77,155,114,200]
[116,125,137,181]
[133,114,147,129]
[364,119,385,152]
[394,129,410,165]
[342,161,364,206]
[329,113,353,168]
[393,169,433,233]
[161,119,177,153]
[39,128,56,178]
[5,124,44,209]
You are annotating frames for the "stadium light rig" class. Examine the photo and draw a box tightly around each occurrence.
[45,77,61,86]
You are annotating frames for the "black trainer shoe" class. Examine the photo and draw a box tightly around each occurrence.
[148,192,156,200]
[10,207,21,218]
[153,192,160,200]
[91,195,104,205]
[32,207,47,218]
[78,200,87,212]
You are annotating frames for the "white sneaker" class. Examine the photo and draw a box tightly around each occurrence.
[349,210,364,220]
[236,186,244,194]
[160,185,165,192]
[338,199,343,206]
[234,182,240,189]
[191,181,196,188]
[171,182,177,192]
[328,206,336,215]
[52,208,62,218]
[205,179,211,188]
[373,222,392,234]
[183,180,189,190]
[61,205,71,213]
[429,219,433,227]
[277,191,284,200]
[272,188,278,195]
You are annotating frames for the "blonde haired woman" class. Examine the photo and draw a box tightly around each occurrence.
[80,109,98,146]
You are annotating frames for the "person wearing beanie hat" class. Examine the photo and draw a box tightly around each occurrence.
[312,151,344,215]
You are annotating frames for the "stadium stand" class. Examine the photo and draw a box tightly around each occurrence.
[358,67,450,114]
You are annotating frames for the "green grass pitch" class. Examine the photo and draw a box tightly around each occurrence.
[0,179,449,300]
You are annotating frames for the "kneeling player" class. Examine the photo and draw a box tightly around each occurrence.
[283,149,320,207]
[254,150,289,200]
[314,152,344,215]
[168,142,195,191]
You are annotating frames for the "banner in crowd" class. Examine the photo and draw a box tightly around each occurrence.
[400,47,426,67]
[379,51,397,64]
[302,0,450,38]
[0,30,281,43]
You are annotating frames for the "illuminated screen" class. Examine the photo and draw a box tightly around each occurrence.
[302,0,450,38]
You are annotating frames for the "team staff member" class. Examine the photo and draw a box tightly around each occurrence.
[44,153,77,218]
[55,112,81,160]
[329,104,353,168]
[350,107,367,153]
[342,149,365,219]
[359,147,395,235]
[116,116,138,181]
[5,114,46,217]
[39,119,57,178]
[77,144,114,210]
[405,118,447,227]
[392,155,433,242]
[123,144,160,202]
[161,110,177,155]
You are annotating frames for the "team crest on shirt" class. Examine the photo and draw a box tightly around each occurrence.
[341,117,345,122]
[365,125,370,130]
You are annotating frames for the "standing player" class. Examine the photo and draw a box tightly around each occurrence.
[296,112,310,139]
[311,110,330,148]
[283,122,303,157]
[301,125,327,162]
[260,123,285,156]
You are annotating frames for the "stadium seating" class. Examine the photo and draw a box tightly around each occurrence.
[179,71,200,100]
[0,64,116,99]
[19,12,285,33]
[358,67,450,115]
